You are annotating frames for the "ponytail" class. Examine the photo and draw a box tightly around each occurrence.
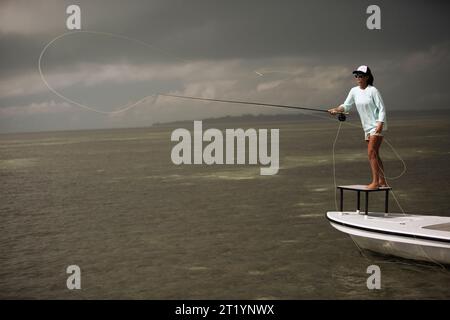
[366,67,374,85]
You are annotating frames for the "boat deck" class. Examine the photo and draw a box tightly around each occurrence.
[326,211,450,243]
[423,222,450,232]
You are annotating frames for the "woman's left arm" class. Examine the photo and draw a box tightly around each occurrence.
[373,88,386,133]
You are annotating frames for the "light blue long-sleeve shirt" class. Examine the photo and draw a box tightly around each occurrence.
[340,85,387,135]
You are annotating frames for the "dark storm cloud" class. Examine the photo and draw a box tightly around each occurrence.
[2,0,450,69]
[0,0,449,133]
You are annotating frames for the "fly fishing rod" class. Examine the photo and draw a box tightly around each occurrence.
[159,94,347,121]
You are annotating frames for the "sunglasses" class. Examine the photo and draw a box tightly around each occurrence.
[354,74,367,78]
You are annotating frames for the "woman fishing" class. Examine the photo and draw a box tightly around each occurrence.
[328,65,387,189]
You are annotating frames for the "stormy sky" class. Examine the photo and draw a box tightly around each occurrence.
[0,0,449,133]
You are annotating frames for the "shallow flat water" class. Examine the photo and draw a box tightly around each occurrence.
[1,115,450,299]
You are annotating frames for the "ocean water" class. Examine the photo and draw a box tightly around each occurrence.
[1,114,450,299]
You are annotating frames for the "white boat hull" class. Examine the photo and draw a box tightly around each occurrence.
[327,211,450,265]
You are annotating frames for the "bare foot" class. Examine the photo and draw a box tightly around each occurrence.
[367,182,379,190]
[378,181,388,188]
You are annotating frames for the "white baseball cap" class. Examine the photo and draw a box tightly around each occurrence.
[352,65,370,74]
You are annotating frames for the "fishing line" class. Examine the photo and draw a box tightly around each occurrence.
[330,118,406,180]
[162,91,428,268]
[379,165,446,269]
[331,119,446,270]
[38,30,191,115]
[40,30,438,269]
[332,122,343,211]
[39,31,348,119]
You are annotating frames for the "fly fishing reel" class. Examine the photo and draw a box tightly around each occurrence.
[338,113,346,121]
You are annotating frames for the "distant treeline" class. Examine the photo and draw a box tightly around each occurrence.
[152,109,450,128]
[152,113,325,127]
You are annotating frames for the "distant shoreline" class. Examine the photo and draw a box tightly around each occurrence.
[152,109,450,128]
[1,108,449,135]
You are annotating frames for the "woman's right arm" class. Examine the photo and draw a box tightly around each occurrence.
[329,88,354,114]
